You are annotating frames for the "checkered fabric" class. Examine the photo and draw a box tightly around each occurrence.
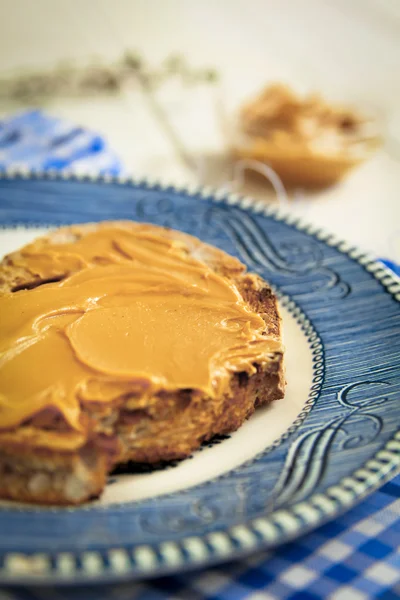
[0,110,123,175]
[0,111,398,600]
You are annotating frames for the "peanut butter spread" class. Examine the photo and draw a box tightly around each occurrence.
[236,84,381,187]
[0,224,281,435]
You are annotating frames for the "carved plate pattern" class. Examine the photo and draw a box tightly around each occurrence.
[0,173,399,585]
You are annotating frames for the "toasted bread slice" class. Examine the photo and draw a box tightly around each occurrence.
[0,221,285,505]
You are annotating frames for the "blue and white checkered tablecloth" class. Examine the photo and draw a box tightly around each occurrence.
[0,110,399,600]
[0,110,123,175]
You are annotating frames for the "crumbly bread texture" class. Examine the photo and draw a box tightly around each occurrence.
[0,222,285,505]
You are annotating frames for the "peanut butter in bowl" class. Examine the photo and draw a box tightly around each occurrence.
[233,84,382,188]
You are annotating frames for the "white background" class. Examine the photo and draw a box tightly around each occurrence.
[0,0,399,261]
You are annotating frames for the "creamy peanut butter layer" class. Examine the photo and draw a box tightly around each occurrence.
[0,224,282,433]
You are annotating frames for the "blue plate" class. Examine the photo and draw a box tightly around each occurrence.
[0,173,399,585]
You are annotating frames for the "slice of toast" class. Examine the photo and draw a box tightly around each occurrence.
[0,221,285,505]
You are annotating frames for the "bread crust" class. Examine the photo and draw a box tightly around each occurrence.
[0,221,285,505]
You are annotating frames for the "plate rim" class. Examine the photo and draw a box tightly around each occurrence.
[0,170,399,585]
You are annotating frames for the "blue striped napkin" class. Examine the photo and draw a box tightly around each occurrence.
[0,110,123,175]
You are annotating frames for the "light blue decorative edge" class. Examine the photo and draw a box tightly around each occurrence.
[0,170,399,585]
